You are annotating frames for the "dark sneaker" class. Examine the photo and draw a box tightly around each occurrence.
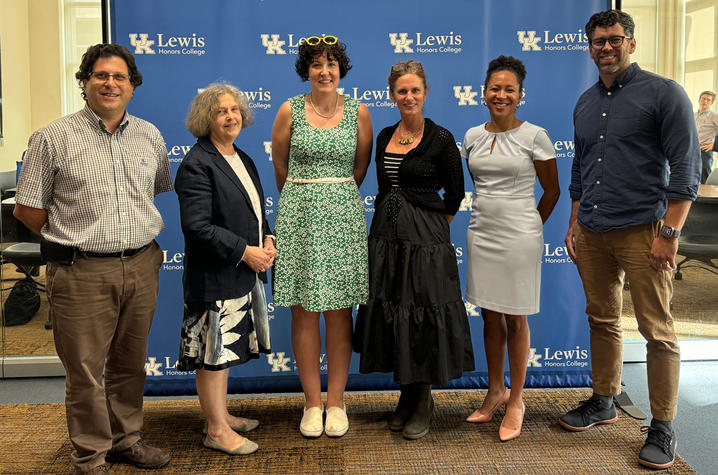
[559,395,618,431]
[639,425,676,470]
[106,440,171,469]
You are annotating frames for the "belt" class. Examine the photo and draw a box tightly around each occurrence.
[82,242,152,258]
[286,176,354,184]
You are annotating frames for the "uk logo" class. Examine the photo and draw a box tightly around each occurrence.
[464,300,480,317]
[267,352,292,372]
[453,86,479,106]
[144,357,163,376]
[459,192,473,212]
[128,33,156,54]
[527,348,543,367]
[389,33,414,53]
[261,34,286,54]
[517,31,542,51]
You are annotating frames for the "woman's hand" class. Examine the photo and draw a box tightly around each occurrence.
[242,245,275,273]
[263,237,277,268]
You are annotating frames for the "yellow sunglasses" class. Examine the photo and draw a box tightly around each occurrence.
[304,35,338,46]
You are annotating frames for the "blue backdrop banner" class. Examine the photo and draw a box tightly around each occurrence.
[108,0,607,395]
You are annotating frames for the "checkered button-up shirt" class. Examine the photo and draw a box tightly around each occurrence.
[16,105,173,253]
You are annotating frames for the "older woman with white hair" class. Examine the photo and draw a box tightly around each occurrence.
[175,83,276,455]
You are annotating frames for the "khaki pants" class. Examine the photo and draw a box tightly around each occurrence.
[47,242,163,470]
[574,222,679,421]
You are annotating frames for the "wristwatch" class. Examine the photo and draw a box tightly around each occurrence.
[659,225,681,239]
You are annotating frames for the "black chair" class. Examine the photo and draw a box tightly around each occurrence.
[1,242,50,328]
[674,198,718,280]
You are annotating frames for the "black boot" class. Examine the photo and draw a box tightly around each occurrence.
[388,385,416,431]
[402,384,433,440]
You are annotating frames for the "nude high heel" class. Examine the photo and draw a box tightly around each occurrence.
[499,401,526,442]
[466,388,510,423]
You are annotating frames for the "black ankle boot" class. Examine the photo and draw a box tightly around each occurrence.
[389,385,416,431]
[402,384,433,440]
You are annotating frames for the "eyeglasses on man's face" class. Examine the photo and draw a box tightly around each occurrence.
[590,36,632,49]
[90,71,130,83]
[304,35,338,46]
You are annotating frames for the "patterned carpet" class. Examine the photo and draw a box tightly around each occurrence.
[0,389,696,474]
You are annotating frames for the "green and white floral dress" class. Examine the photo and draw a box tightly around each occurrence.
[273,94,368,312]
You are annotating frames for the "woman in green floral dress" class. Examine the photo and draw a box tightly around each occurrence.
[271,35,372,438]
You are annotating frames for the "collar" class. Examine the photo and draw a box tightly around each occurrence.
[81,104,130,133]
[597,62,639,91]
[197,135,237,156]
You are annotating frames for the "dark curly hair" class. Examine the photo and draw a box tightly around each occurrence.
[295,38,351,81]
[75,44,143,101]
[484,55,526,92]
[585,9,635,40]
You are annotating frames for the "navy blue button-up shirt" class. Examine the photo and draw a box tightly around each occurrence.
[569,63,700,233]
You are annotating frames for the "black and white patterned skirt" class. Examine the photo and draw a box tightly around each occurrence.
[178,278,271,371]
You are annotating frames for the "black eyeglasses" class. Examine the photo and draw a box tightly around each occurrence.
[304,35,338,46]
[90,71,130,83]
[590,36,632,49]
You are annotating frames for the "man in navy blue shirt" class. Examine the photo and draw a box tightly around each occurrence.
[560,10,700,470]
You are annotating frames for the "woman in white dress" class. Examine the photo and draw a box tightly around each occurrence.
[461,56,560,441]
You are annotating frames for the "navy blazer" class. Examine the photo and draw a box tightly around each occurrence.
[175,136,272,302]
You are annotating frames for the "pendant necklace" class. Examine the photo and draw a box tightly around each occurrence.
[398,119,424,145]
[308,92,339,119]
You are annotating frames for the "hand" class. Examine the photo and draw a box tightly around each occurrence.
[649,237,678,271]
[242,245,275,273]
[700,142,714,152]
[263,238,277,268]
[565,225,577,264]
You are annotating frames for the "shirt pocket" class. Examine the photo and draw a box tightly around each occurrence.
[126,156,159,195]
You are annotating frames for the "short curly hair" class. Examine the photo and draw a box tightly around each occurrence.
[484,55,527,93]
[585,10,635,40]
[387,60,428,93]
[186,83,254,138]
[295,38,351,81]
[75,44,142,101]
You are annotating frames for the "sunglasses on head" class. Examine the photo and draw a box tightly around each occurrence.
[304,35,338,46]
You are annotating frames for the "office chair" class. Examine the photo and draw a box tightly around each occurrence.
[674,199,718,280]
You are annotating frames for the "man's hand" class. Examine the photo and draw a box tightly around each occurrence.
[565,225,577,263]
[650,237,678,271]
[565,201,580,264]
[700,141,714,152]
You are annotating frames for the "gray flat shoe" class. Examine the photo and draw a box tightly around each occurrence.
[203,434,258,455]
[202,418,260,434]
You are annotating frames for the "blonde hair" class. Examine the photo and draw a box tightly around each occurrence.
[387,60,428,93]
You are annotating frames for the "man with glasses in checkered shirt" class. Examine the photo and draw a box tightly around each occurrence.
[14,44,172,474]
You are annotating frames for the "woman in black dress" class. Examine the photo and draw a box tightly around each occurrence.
[354,60,474,440]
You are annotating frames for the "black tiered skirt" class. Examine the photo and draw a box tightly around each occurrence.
[353,190,474,386]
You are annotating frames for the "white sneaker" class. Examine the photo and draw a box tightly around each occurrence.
[300,405,324,438]
[325,405,348,437]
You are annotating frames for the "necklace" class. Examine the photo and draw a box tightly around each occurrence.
[308,92,339,119]
[397,119,424,145]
